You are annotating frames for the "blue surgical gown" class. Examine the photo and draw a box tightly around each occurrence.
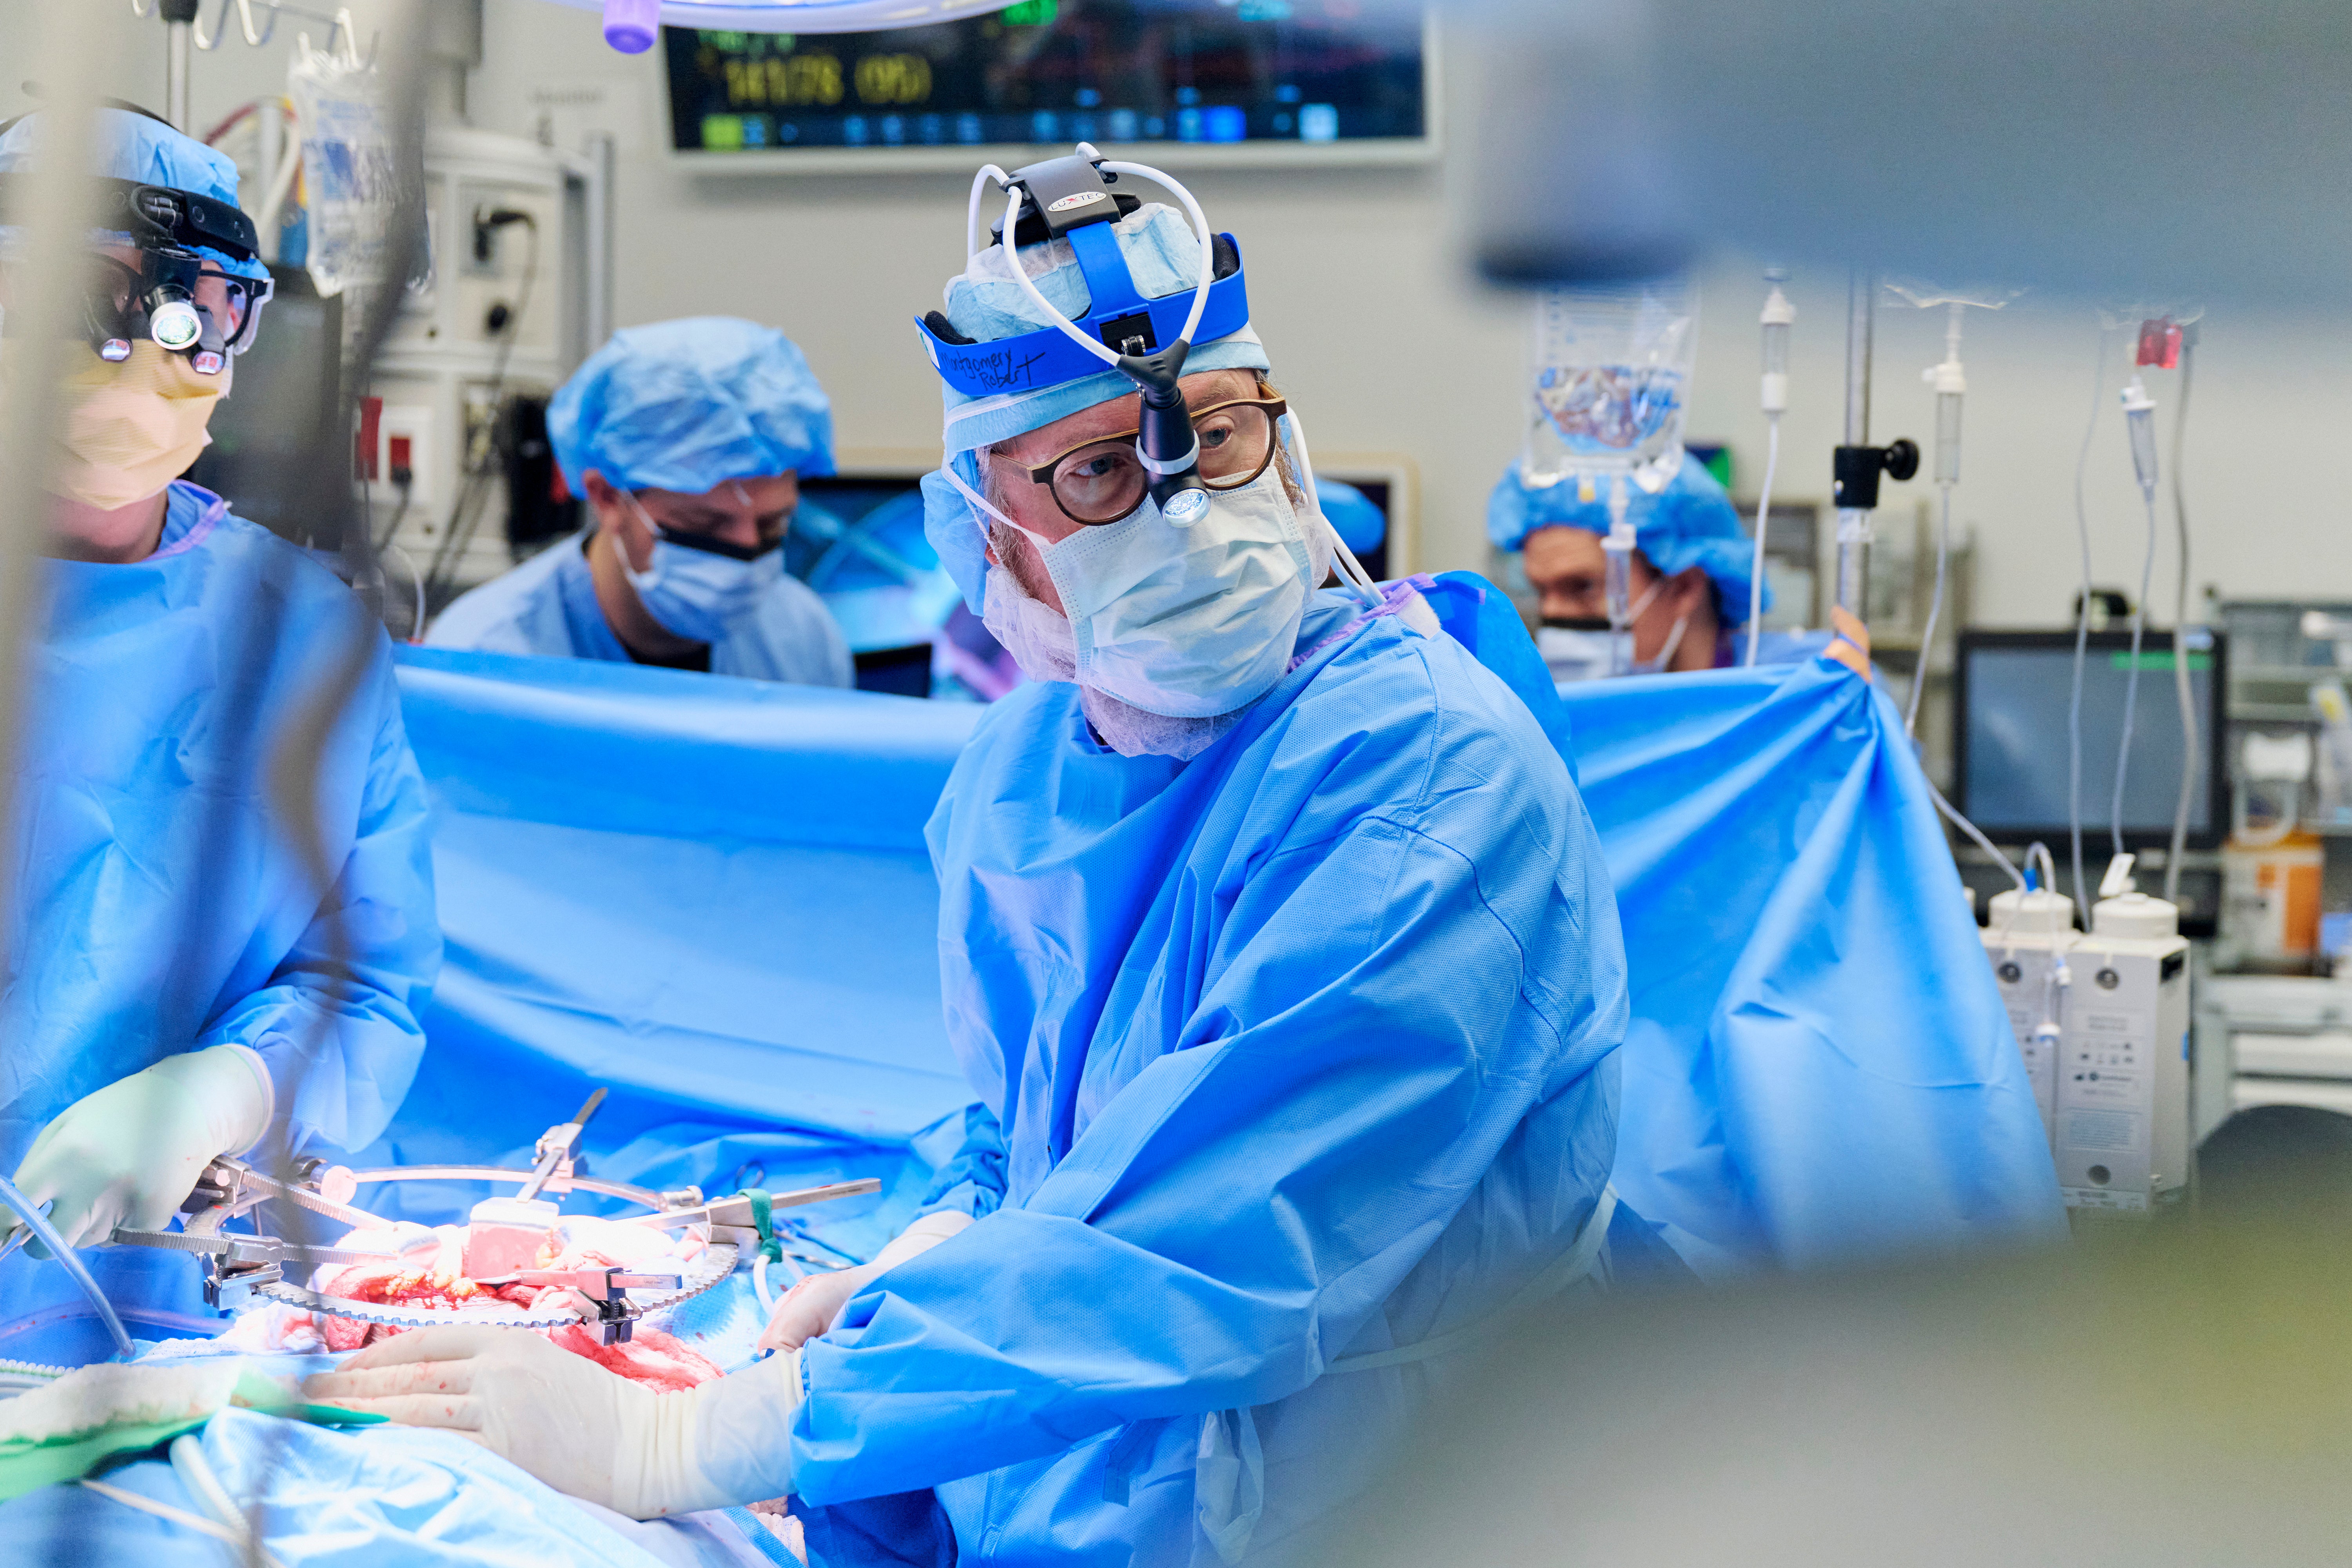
[0,482,440,1326]
[426,529,854,688]
[793,588,1630,1566]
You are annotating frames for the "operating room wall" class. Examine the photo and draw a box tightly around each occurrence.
[17,0,2352,627]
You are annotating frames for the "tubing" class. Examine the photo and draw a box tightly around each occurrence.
[2066,328,2111,926]
[0,1171,135,1360]
[1746,415,1780,665]
[2164,337,2199,905]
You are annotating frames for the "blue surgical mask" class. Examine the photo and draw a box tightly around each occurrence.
[621,494,784,643]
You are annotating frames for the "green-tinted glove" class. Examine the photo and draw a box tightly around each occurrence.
[1,1045,272,1254]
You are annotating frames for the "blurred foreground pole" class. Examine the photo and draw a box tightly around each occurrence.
[0,7,113,973]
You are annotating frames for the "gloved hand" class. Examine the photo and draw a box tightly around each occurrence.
[757,1209,973,1354]
[303,1326,804,1519]
[1,1045,272,1254]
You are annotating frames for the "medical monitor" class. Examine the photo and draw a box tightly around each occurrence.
[661,2,1434,170]
[1953,628,2229,852]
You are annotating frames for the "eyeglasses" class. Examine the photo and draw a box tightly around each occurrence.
[1010,386,1289,526]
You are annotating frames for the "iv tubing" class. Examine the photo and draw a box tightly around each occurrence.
[2066,328,2110,927]
[0,1170,135,1359]
[1746,416,1779,665]
[1906,483,1952,737]
[2165,336,2198,906]
[1929,775,2028,894]
[2111,484,2159,861]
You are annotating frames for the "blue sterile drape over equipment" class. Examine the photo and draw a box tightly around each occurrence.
[351,649,982,1246]
[1559,654,2066,1272]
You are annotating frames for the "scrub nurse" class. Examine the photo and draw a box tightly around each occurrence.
[0,108,440,1317]
[312,153,1632,1565]
[428,317,853,686]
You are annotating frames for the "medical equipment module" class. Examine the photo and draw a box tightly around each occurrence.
[1985,862,2194,1214]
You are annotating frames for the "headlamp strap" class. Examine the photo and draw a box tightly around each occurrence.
[1063,220,1151,350]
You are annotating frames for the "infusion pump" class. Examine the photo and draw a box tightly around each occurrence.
[1982,880,2192,1214]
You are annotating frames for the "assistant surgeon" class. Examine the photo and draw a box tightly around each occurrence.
[429,317,852,686]
[0,109,439,1316]
[1490,450,1780,682]
[313,167,1634,1565]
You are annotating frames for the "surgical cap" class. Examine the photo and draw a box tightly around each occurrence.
[936,205,1270,457]
[1487,451,1771,622]
[0,107,271,282]
[549,317,834,494]
[925,204,1274,612]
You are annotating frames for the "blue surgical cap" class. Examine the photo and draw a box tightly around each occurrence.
[935,205,1270,457]
[1487,451,1770,623]
[924,205,1274,613]
[550,317,834,494]
[0,108,270,282]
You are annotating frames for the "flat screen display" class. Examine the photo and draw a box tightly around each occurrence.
[1954,629,2229,851]
[663,1,1426,159]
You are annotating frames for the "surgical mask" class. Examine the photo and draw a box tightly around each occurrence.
[620,493,783,643]
[1538,621,1616,685]
[6,341,227,510]
[951,459,1317,720]
[982,560,1241,760]
[1539,579,1690,682]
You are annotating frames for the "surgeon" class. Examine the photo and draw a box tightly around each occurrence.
[0,108,439,1314]
[310,153,1633,1564]
[428,317,853,686]
[1489,451,1778,682]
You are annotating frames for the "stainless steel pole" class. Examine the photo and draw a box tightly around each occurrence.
[1836,269,1877,614]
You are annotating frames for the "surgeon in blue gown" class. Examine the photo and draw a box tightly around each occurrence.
[312,177,1636,1565]
[0,109,440,1323]
[428,318,853,688]
[1489,452,1828,683]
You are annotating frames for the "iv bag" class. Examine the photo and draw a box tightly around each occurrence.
[1521,276,1698,494]
[289,42,406,298]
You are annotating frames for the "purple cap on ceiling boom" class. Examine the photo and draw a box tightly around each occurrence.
[603,0,660,54]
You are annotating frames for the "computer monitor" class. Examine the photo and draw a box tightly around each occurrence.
[1953,628,2229,852]
[661,2,1433,170]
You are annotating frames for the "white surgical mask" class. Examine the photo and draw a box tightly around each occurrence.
[1538,623,1617,685]
[1044,470,1313,718]
[949,457,1320,720]
[1540,577,1691,682]
[621,493,783,643]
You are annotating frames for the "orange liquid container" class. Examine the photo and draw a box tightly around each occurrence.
[2223,828,2324,960]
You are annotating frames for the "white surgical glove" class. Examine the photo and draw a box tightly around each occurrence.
[302,1325,804,1519]
[2,1045,273,1254]
[757,1209,973,1354]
